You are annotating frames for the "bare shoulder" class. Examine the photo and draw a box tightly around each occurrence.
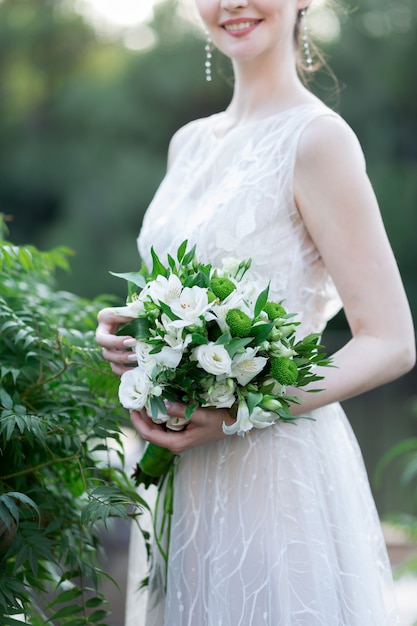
[296,113,366,175]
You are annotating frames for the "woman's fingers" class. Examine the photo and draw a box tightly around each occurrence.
[96,307,138,372]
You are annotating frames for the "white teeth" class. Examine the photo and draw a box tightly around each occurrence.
[224,21,258,32]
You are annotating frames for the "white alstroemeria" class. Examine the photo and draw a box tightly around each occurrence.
[201,379,236,409]
[231,347,267,386]
[161,317,193,350]
[118,367,151,410]
[222,400,252,435]
[147,274,183,306]
[154,345,183,369]
[223,401,277,436]
[193,343,232,376]
[166,416,188,431]
[233,278,259,317]
[169,286,211,328]
[113,296,145,318]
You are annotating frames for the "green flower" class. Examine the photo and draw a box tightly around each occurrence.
[207,289,218,303]
[210,277,236,301]
[270,356,298,385]
[263,301,286,321]
[225,309,252,338]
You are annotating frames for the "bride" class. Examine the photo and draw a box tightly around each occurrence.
[96,0,415,624]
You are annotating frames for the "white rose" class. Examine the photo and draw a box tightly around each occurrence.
[231,347,267,386]
[201,380,236,409]
[135,341,158,376]
[118,367,151,410]
[193,343,232,376]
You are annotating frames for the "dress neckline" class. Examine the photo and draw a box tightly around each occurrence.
[208,101,328,140]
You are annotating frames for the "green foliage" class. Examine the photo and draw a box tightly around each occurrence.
[376,405,417,575]
[0,218,144,624]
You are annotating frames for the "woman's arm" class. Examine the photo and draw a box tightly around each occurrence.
[290,115,415,414]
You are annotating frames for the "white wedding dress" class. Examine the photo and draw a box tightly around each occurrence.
[125,103,399,625]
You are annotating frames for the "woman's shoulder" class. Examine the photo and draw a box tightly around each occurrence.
[167,115,214,168]
[295,106,366,172]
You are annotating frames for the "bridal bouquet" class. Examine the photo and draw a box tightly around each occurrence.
[113,241,331,489]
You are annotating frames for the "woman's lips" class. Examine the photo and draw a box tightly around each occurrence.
[222,19,262,37]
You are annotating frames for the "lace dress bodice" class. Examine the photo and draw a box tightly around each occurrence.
[126,104,399,626]
[138,103,345,334]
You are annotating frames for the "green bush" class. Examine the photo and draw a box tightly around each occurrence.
[0,218,144,624]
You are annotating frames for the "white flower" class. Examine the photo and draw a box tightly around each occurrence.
[113,297,145,318]
[135,341,158,376]
[231,347,267,386]
[154,345,183,369]
[118,367,151,410]
[147,274,183,305]
[219,257,241,277]
[222,401,277,436]
[169,286,211,328]
[193,343,232,376]
[201,379,236,409]
[250,406,277,429]
[223,400,252,435]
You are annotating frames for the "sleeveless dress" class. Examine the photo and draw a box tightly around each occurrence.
[125,103,399,626]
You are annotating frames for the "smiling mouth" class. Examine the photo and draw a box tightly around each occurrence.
[223,20,261,33]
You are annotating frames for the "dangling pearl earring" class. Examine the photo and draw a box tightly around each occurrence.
[300,9,313,71]
[204,31,213,82]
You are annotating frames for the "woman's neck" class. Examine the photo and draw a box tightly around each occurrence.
[224,52,316,125]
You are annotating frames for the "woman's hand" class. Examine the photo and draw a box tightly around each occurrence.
[130,402,236,455]
[96,307,137,376]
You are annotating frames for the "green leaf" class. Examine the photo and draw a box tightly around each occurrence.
[224,336,252,358]
[47,587,82,607]
[246,392,263,415]
[250,322,274,345]
[182,244,197,267]
[109,271,146,289]
[190,333,209,346]
[176,240,188,263]
[0,389,14,410]
[159,301,180,321]
[48,604,82,620]
[116,318,150,340]
[86,609,109,622]
[150,246,168,279]
[254,284,270,317]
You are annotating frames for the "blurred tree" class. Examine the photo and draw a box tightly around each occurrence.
[0,0,415,316]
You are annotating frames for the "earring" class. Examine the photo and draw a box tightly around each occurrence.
[204,31,213,82]
[300,9,313,71]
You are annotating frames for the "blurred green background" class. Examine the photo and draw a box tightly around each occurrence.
[1,0,416,515]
